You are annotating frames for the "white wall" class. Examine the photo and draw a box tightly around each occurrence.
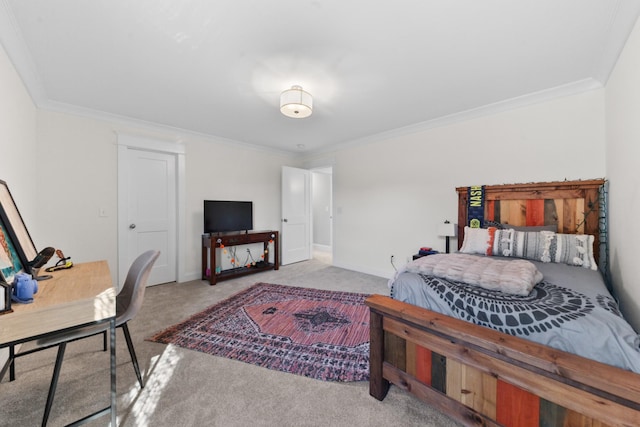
[33,110,297,283]
[0,43,38,234]
[184,135,296,275]
[306,90,606,278]
[35,111,119,271]
[0,41,38,375]
[605,15,640,330]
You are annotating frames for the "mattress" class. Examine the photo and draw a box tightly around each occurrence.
[389,255,640,373]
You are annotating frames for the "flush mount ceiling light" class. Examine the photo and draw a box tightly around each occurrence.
[280,85,312,118]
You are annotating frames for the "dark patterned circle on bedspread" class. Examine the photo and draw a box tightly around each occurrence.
[596,294,623,317]
[418,275,595,336]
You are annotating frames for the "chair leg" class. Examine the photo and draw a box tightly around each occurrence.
[121,322,144,388]
[42,342,66,427]
[103,330,107,351]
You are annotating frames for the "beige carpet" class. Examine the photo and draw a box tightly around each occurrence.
[0,255,462,427]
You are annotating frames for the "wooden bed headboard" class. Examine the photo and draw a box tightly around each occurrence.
[456,179,605,264]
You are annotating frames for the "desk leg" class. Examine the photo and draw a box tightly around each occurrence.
[110,318,117,426]
[9,345,15,381]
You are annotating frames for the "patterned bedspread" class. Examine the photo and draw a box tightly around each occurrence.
[390,256,640,373]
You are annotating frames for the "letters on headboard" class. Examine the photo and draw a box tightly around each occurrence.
[467,186,485,228]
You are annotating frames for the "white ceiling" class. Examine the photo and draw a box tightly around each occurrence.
[1,1,639,154]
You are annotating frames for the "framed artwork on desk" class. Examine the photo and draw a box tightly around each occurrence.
[0,211,26,283]
[0,280,11,314]
[0,180,37,283]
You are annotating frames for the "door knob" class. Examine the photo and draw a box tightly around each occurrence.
[129,224,136,229]
[282,218,288,222]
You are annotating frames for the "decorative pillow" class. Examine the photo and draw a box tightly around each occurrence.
[483,220,505,229]
[493,229,553,260]
[493,229,597,270]
[503,224,557,232]
[553,233,597,270]
[483,220,556,232]
[460,226,497,256]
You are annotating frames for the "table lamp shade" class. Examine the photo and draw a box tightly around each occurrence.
[438,222,457,237]
[438,221,457,254]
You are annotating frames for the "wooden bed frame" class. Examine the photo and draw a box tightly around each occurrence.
[366,179,640,427]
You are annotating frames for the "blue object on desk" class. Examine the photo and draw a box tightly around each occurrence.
[11,273,38,304]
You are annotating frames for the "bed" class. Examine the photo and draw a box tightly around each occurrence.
[365,179,640,427]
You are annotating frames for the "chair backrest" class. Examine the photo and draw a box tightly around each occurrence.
[116,250,160,325]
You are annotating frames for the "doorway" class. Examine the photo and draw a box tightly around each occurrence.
[281,166,333,266]
[117,134,186,287]
[311,167,333,265]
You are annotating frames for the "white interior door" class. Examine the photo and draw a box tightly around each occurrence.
[121,149,177,286]
[281,166,311,265]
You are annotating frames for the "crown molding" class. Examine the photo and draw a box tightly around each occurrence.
[39,98,296,157]
[301,78,604,159]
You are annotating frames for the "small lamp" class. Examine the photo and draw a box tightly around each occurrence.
[438,220,457,254]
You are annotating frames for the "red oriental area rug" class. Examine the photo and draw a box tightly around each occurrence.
[148,283,371,382]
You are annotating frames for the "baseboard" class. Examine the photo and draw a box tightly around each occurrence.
[188,259,393,283]
[183,271,206,283]
[331,260,393,280]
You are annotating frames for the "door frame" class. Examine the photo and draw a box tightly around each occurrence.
[304,158,335,262]
[116,133,186,287]
[310,167,333,259]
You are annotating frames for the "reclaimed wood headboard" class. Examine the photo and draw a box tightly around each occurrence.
[456,179,605,264]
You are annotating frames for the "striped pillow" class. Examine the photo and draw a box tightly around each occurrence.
[493,229,597,270]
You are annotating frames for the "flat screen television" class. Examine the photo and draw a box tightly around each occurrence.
[204,200,253,233]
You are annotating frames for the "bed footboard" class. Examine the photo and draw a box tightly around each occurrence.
[366,294,640,427]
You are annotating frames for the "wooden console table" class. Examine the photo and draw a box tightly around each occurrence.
[201,230,279,285]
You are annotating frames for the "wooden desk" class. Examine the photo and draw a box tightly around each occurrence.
[0,261,117,426]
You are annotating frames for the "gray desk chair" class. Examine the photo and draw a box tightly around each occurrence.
[17,250,160,426]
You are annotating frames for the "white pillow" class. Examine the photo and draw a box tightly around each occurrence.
[459,226,497,256]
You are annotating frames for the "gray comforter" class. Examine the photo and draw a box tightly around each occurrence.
[390,255,640,373]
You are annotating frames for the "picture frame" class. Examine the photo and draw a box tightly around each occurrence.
[0,211,26,283]
[0,180,37,283]
[0,280,11,315]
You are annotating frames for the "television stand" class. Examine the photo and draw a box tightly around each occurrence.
[201,231,279,285]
